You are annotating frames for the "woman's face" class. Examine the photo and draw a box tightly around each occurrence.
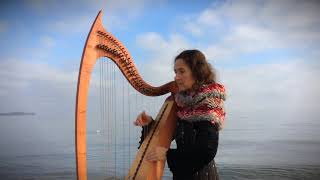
[174,58,196,92]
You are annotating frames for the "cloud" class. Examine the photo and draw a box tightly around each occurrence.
[222,58,320,126]
[136,32,191,54]
[181,0,320,59]
[0,59,76,93]
[47,15,93,34]
[183,8,222,37]
[258,0,320,29]
[256,0,320,48]
[136,32,168,52]
[135,32,192,84]
[225,25,283,51]
[202,24,284,60]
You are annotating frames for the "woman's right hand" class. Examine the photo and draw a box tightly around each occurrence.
[133,111,152,126]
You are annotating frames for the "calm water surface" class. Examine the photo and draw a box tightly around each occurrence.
[0,116,320,179]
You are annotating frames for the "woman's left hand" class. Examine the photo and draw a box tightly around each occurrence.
[146,146,168,162]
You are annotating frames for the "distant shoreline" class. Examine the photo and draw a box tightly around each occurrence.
[0,112,36,116]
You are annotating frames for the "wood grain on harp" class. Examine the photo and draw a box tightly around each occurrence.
[75,10,178,180]
[126,99,177,180]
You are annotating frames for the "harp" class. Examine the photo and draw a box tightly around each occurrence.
[75,11,178,180]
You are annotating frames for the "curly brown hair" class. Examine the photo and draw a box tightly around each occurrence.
[174,49,216,89]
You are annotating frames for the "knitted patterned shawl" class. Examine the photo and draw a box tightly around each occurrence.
[175,83,226,131]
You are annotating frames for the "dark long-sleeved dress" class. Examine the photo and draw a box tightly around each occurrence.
[167,119,219,180]
[140,119,219,180]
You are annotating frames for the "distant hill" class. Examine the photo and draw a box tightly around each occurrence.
[0,112,36,116]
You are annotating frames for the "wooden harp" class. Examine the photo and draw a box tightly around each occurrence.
[75,11,178,180]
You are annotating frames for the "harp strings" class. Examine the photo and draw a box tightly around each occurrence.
[97,57,132,179]
[96,40,167,179]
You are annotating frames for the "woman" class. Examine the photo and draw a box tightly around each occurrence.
[134,49,226,180]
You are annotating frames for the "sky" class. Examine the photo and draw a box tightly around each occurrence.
[0,0,320,149]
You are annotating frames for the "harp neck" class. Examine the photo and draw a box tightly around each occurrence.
[83,11,178,96]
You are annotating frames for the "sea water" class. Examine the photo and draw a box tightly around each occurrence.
[1,116,320,180]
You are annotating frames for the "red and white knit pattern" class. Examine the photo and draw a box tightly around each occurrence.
[175,83,226,130]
